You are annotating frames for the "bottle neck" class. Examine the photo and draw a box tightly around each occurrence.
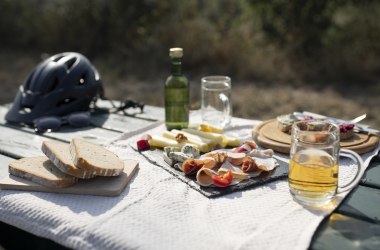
[171,57,183,76]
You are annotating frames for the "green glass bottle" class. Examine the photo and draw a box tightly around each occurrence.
[165,48,189,130]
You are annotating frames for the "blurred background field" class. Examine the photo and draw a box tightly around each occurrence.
[0,0,379,128]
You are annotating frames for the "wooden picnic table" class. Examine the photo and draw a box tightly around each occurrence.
[0,100,379,249]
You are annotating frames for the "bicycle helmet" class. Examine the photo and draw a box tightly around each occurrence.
[5,52,102,125]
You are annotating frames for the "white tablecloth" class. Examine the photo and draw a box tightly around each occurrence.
[1,116,378,250]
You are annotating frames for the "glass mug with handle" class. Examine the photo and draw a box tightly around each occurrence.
[289,120,364,207]
[201,76,232,128]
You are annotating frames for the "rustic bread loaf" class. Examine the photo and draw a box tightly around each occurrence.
[70,138,124,176]
[42,140,96,179]
[8,156,77,188]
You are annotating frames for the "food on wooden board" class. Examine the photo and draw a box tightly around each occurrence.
[8,156,78,188]
[42,140,96,179]
[277,113,356,140]
[277,114,299,133]
[70,138,124,176]
[339,123,355,139]
[8,138,126,189]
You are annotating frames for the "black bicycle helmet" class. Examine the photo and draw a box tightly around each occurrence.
[5,52,102,125]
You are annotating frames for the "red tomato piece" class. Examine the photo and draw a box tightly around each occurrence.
[212,170,233,187]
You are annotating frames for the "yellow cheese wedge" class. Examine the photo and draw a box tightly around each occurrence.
[199,123,223,134]
[148,135,180,148]
[222,135,240,147]
[171,129,214,149]
[181,128,224,145]
[162,131,210,152]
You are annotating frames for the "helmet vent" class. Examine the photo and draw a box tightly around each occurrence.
[65,58,77,71]
[56,98,75,107]
[53,55,64,62]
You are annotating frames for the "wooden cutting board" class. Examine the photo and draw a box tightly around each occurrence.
[0,160,139,196]
[252,119,379,154]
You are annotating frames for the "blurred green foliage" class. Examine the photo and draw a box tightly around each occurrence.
[0,0,379,83]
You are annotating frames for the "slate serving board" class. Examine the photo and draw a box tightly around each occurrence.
[132,145,288,198]
[0,160,139,197]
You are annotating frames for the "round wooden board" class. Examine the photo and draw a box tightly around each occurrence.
[252,119,379,154]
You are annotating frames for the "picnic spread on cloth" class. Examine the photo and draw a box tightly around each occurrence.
[1,113,379,250]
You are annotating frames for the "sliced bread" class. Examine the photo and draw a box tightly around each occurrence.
[70,138,124,176]
[42,140,96,179]
[8,156,77,188]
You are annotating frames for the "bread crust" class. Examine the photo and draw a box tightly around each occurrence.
[8,156,77,188]
[42,141,96,179]
[70,139,124,176]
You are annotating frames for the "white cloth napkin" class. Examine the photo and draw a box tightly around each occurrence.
[0,116,378,250]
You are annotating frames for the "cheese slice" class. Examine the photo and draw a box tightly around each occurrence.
[149,135,180,148]
[162,131,210,152]
[181,128,224,145]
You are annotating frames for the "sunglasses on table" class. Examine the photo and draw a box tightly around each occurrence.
[33,111,91,133]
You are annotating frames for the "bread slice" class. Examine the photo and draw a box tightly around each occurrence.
[70,138,124,176]
[8,156,77,188]
[42,140,96,179]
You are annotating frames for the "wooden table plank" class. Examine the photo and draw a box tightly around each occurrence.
[0,105,154,143]
[0,126,46,158]
[90,112,156,133]
[0,121,121,145]
[95,99,164,121]
[0,154,15,180]
[1,100,164,122]
[41,126,122,145]
[335,185,380,224]
[0,124,123,159]
[310,213,380,250]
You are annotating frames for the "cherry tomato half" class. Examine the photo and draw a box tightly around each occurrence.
[212,170,233,187]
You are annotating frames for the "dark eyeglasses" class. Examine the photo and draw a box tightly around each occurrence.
[33,112,91,133]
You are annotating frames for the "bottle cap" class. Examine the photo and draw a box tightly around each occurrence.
[169,48,183,58]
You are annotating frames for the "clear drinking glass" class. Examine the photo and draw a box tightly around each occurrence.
[201,76,232,128]
[289,120,364,207]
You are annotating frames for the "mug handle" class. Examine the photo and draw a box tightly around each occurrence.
[337,148,364,193]
[219,93,231,123]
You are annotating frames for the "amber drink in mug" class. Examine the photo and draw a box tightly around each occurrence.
[289,120,364,206]
[201,76,232,128]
